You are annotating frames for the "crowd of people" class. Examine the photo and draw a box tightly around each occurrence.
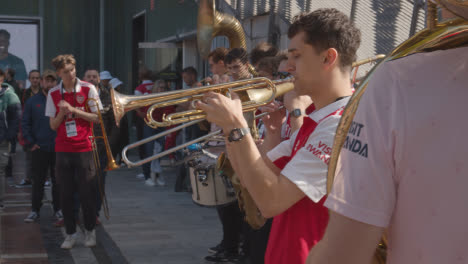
[0,2,467,263]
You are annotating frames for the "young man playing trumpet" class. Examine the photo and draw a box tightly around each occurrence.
[197,9,361,264]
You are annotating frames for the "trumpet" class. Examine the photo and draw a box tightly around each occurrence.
[110,77,293,128]
[120,78,295,167]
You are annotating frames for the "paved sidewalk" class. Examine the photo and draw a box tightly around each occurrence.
[100,159,223,264]
[0,146,224,264]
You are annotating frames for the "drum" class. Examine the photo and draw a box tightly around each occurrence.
[187,146,236,207]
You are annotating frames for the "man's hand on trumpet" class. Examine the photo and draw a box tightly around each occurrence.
[258,100,285,134]
[196,91,248,135]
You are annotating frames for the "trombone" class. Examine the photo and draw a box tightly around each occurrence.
[86,98,120,219]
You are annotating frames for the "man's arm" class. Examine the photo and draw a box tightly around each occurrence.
[72,107,99,123]
[6,103,21,141]
[306,211,384,264]
[226,133,305,218]
[21,100,35,146]
[198,92,305,218]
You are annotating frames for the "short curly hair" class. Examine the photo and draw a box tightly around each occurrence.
[208,47,229,63]
[250,42,278,66]
[52,54,76,70]
[288,8,361,70]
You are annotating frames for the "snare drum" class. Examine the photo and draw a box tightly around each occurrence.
[188,146,236,207]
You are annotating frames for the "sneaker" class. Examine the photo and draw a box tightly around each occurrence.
[24,211,40,223]
[61,233,77,249]
[2,152,9,157]
[156,174,166,187]
[55,210,63,220]
[54,218,64,227]
[136,173,145,179]
[84,229,96,247]
[18,179,32,186]
[44,180,51,187]
[145,178,156,186]
[208,242,225,254]
[204,249,240,263]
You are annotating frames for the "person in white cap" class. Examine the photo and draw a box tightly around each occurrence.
[99,71,112,90]
[109,77,123,92]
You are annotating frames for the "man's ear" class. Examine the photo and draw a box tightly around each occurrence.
[323,48,338,70]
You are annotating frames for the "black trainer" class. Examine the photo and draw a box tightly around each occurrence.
[208,242,225,254]
[205,249,240,263]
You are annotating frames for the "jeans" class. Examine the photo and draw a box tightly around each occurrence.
[31,149,59,213]
[142,124,164,179]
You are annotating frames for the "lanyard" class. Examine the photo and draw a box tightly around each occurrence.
[61,80,77,119]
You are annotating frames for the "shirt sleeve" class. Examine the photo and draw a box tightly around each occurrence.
[87,85,103,113]
[267,132,295,162]
[45,92,56,117]
[281,115,340,203]
[325,64,399,228]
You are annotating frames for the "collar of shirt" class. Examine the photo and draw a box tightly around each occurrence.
[59,78,82,94]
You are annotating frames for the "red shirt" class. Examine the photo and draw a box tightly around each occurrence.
[264,99,348,264]
[45,79,102,152]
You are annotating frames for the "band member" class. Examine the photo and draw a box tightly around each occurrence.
[206,47,230,85]
[197,9,361,264]
[46,54,102,249]
[83,68,117,220]
[250,42,278,69]
[205,48,250,263]
[306,6,468,264]
[23,70,61,223]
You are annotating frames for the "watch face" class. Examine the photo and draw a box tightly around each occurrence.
[231,129,241,140]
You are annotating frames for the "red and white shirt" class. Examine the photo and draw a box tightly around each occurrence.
[264,97,349,264]
[45,78,102,153]
[134,80,154,95]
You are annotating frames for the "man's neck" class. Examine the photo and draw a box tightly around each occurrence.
[309,73,352,111]
[63,79,76,92]
[41,88,48,96]
[30,85,40,94]
[0,52,7,60]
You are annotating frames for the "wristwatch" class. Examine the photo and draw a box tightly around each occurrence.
[227,127,250,142]
[290,108,302,118]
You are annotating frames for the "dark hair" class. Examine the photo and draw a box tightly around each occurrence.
[257,57,281,76]
[0,29,10,40]
[250,42,278,66]
[139,67,153,80]
[288,8,361,70]
[29,69,40,78]
[225,48,248,65]
[0,69,4,78]
[85,68,99,73]
[52,54,76,70]
[208,47,229,63]
[276,50,288,62]
[182,66,197,77]
[6,68,15,78]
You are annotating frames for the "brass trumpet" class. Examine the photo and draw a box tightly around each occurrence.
[145,77,294,128]
[111,77,280,128]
